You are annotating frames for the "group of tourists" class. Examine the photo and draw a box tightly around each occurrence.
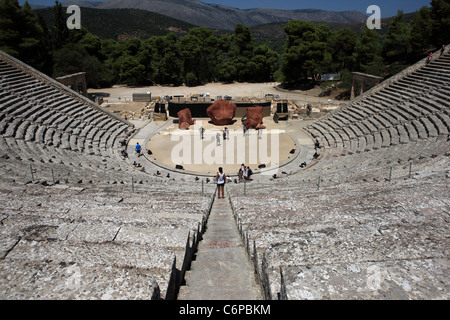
[243,125,263,139]
[203,124,264,145]
[238,163,253,182]
[214,163,253,199]
[215,127,230,146]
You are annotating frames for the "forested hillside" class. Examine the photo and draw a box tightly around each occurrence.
[34,7,199,40]
[1,0,449,93]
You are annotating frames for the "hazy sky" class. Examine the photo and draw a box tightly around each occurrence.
[203,0,431,17]
[22,0,431,18]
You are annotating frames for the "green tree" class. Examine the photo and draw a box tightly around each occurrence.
[228,24,256,82]
[0,0,50,72]
[136,39,155,85]
[51,1,69,50]
[124,38,141,56]
[215,34,236,83]
[327,28,357,72]
[102,37,154,86]
[18,1,50,71]
[281,20,331,83]
[430,0,450,47]
[251,45,279,82]
[337,69,353,92]
[364,55,385,77]
[180,27,218,86]
[53,42,113,88]
[382,10,412,63]
[233,24,254,59]
[354,28,384,76]
[217,60,237,83]
[148,33,182,85]
[0,0,23,57]
[114,54,145,86]
[410,6,433,56]
[79,32,102,59]
[101,39,124,61]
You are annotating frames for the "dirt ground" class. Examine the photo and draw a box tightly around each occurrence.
[146,117,297,175]
[89,82,348,107]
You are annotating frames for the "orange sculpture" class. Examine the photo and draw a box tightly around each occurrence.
[243,106,266,129]
[206,99,236,125]
[177,108,195,130]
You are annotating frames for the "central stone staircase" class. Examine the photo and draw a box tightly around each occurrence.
[178,194,263,300]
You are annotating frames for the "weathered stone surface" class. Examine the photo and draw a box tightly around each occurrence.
[0,181,213,299]
[2,240,176,299]
[243,106,265,129]
[0,236,19,259]
[115,226,194,249]
[66,223,121,243]
[177,108,194,130]
[230,169,450,300]
[280,259,448,300]
[0,260,161,300]
[206,99,236,125]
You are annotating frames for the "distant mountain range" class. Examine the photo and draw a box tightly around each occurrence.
[60,0,368,30]
[35,7,198,40]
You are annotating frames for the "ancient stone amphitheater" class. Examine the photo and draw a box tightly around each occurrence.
[0,46,448,300]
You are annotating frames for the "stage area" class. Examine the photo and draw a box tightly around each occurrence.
[145,118,298,176]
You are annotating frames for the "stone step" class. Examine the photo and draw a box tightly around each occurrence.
[178,196,262,300]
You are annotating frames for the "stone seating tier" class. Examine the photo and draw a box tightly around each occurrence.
[0,180,216,299]
[227,162,448,299]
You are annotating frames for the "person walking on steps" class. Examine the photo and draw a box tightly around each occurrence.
[216,167,226,199]
[135,142,142,156]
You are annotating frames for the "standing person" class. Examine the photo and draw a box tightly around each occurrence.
[243,124,247,136]
[238,167,243,181]
[238,163,245,181]
[226,127,230,140]
[247,166,253,180]
[223,127,227,141]
[440,45,445,57]
[200,126,205,140]
[216,167,226,199]
[243,166,248,180]
[216,132,221,146]
[135,142,141,156]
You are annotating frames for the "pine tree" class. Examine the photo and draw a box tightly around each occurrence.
[327,28,357,72]
[0,0,50,72]
[430,0,450,47]
[0,0,22,56]
[410,6,433,56]
[281,20,330,83]
[354,28,383,76]
[51,0,69,51]
[19,1,48,70]
[382,10,412,63]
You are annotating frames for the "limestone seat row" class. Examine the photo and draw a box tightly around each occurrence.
[0,180,215,299]
[227,166,449,300]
